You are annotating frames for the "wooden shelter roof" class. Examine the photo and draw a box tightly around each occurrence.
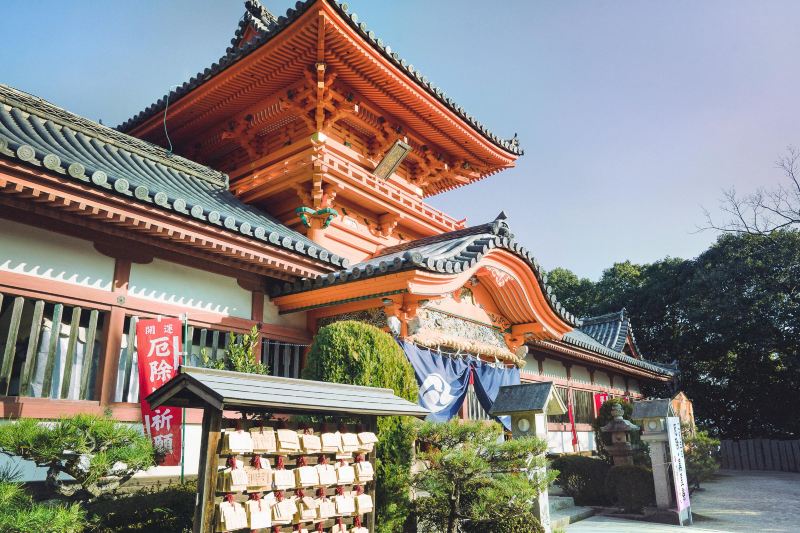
[146,365,429,417]
[0,83,344,268]
[489,382,567,416]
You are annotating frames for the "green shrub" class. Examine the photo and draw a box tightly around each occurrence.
[303,321,418,533]
[604,465,655,513]
[0,481,86,533]
[463,474,545,533]
[683,426,720,490]
[201,325,267,374]
[414,419,551,533]
[88,480,196,532]
[0,414,156,500]
[550,455,610,506]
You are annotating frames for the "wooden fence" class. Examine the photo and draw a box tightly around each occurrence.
[720,439,800,472]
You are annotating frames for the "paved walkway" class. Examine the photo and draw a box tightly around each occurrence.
[567,469,800,532]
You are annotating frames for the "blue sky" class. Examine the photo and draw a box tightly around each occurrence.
[3,0,798,279]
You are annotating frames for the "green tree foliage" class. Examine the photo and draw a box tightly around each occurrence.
[683,426,720,491]
[546,268,596,317]
[0,414,156,500]
[202,325,268,375]
[0,481,86,533]
[413,419,551,533]
[548,230,800,439]
[604,465,655,513]
[303,321,418,533]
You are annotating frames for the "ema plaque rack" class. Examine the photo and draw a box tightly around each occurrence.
[147,366,428,533]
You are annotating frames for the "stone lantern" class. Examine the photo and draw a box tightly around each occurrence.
[600,402,639,466]
[490,382,567,533]
[632,398,675,509]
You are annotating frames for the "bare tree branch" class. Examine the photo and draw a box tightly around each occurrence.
[700,146,800,235]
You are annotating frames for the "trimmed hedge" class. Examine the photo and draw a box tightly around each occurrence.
[550,455,610,506]
[303,321,418,533]
[605,465,655,512]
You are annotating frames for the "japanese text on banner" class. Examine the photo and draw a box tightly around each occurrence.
[136,317,183,466]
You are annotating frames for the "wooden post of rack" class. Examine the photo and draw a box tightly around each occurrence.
[193,407,222,533]
[367,414,378,533]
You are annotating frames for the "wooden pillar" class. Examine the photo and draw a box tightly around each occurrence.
[194,407,222,533]
[97,258,130,405]
[251,290,264,364]
[534,354,545,376]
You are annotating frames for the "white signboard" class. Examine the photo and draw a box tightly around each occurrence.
[666,416,693,525]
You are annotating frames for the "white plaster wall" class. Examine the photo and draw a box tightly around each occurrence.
[612,374,626,391]
[595,372,611,389]
[571,365,591,385]
[628,379,641,395]
[541,358,568,380]
[129,259,250,318]
[0,220,114,290]
[263,298,307,329]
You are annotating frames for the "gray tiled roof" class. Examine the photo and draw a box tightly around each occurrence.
[0,84,345,268]
[559,330,674,376]
[117,0,522,155]
[578,309,636,353]
[270,214,580,327]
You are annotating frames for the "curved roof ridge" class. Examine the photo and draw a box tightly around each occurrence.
[270,217,580,327]
[116,0,522,156]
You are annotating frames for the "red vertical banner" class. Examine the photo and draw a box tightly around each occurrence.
[593,392,609,416]
[136,317,183,466]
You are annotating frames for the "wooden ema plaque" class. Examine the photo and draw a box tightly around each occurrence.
[204,416,377,533]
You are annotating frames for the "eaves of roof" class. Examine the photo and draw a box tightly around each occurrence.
[0,84,345,268]
[270,216,580,327]
[116,0,522,156]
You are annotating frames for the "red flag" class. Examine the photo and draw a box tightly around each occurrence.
[136,317,183,466]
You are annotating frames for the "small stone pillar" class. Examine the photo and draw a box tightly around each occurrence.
[632,399,676,510]
[490,382,568,533]
[601,403,639,466]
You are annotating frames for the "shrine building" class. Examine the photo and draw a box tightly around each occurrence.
[0,0,673,475]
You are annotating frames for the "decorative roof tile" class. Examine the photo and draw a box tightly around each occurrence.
[117,0,522,155]
[0,84,344,268]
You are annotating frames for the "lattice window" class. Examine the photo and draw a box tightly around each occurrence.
[573,389,595,424]
[261,339,304,378]
[465,384,491,422]
[0,292,105,400]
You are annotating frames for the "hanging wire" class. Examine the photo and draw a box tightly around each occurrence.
[162,85,182,153]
